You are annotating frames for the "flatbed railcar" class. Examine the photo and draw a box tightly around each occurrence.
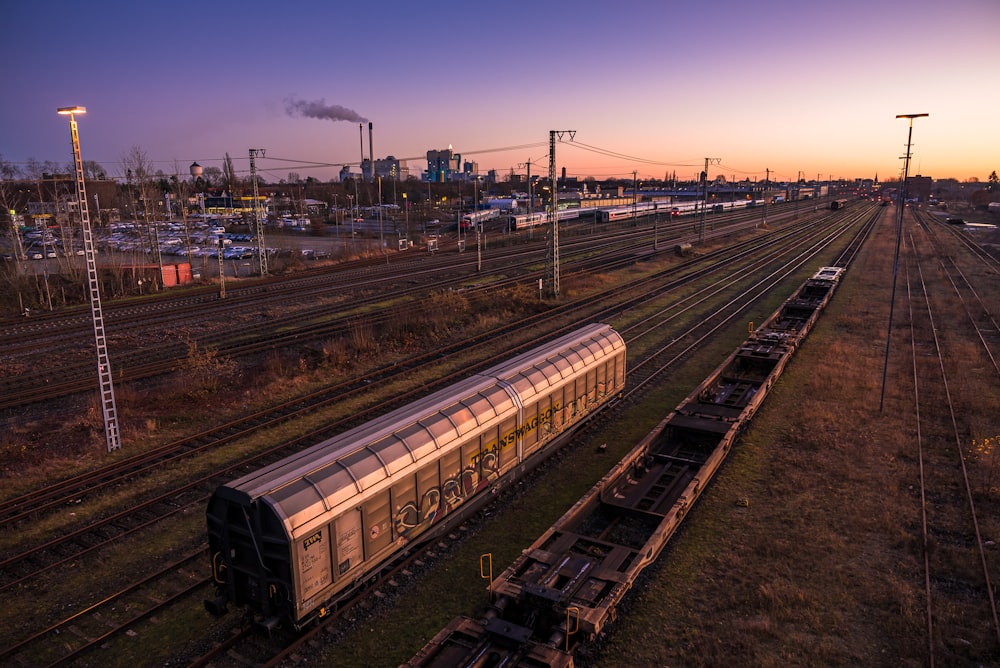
[205,323,626,631]
[406,267,845,667]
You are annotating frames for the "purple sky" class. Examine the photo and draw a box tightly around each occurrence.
[3,0,998,184]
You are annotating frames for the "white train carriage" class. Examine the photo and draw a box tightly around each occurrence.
[206,323,626,630]
[596,201,660,223]
[460,208,500,229]
[508,209,581,231]
[508,212,547,230]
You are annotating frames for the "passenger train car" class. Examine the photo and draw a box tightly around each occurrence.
[595,201,661,223]
[508,209,582,231]
[460,208,501,230]
[407,267,845,667]
[205,324,626,631]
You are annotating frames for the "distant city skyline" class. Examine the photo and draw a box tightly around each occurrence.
[3,0,997,184]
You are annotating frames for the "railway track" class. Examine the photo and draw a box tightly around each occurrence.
[903,212,1000,665]
[403,266,851,665]
[5,206,872,664]
[0,214,763,411]
[1,549,209,666]
[0,211,865,534]
[185,226,870,667]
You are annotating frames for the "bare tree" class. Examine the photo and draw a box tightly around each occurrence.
[120,145,161,287]
[171,161,195,268]
[23,158,61,181]
[222,153,240,195]
[0,154,27,262]
[202,166,222,187]
[82,161,107,180]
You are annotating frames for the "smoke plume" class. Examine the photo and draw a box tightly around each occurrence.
[285,97,368,123]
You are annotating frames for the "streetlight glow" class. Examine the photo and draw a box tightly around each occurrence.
[57,105,87,115]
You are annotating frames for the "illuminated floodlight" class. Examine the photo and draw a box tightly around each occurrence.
[57,105,87,115]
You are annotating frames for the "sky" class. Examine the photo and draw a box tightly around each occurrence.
[3,0,998,185]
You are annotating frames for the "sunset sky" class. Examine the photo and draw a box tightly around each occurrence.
[3,0,997,185]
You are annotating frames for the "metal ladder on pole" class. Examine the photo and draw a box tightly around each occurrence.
[70,118,121,452]
[249,148,268,276]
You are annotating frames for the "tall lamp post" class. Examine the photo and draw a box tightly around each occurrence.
[879,113,928,413]
[58,105,122,452]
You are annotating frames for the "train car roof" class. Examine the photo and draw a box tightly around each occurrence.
[215,324,624,530]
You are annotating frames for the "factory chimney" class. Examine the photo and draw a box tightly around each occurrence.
[368,122,375,182]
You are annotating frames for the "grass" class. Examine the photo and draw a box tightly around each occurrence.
[574,215,1000,667]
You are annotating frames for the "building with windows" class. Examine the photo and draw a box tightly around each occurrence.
[339,165,359,182]
[375,156,409,181]
[425,147,460,182]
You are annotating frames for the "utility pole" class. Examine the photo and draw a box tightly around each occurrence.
[795,171,802,219]
[544,130,575,298]
[519,158,534,240]
[698,157,720,242]
[632,170,638,225]
[761,168,770,229]
[880,113,928,413]
[218,237,226,299]
[476,177,482,272]
[248,148,267,276]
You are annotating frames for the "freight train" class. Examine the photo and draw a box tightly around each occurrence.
[205,324,626,631]
[406,266,845,667]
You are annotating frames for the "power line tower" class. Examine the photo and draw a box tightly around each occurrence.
[518,158,536,240]
[518,158,535,217]
[59,106,121,452]
[249,148,268,276]
[698,157,721,242]
[544,130,575,298]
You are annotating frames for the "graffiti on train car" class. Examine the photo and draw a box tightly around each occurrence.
[393,403,561,539]
[484,403,562,453]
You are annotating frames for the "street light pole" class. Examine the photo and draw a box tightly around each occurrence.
[348,194,355,244]
[879,113,928,413]
[378,176,384,253]
[632,170,638,227]
[58,105,122,453]
[403,192,408,242]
